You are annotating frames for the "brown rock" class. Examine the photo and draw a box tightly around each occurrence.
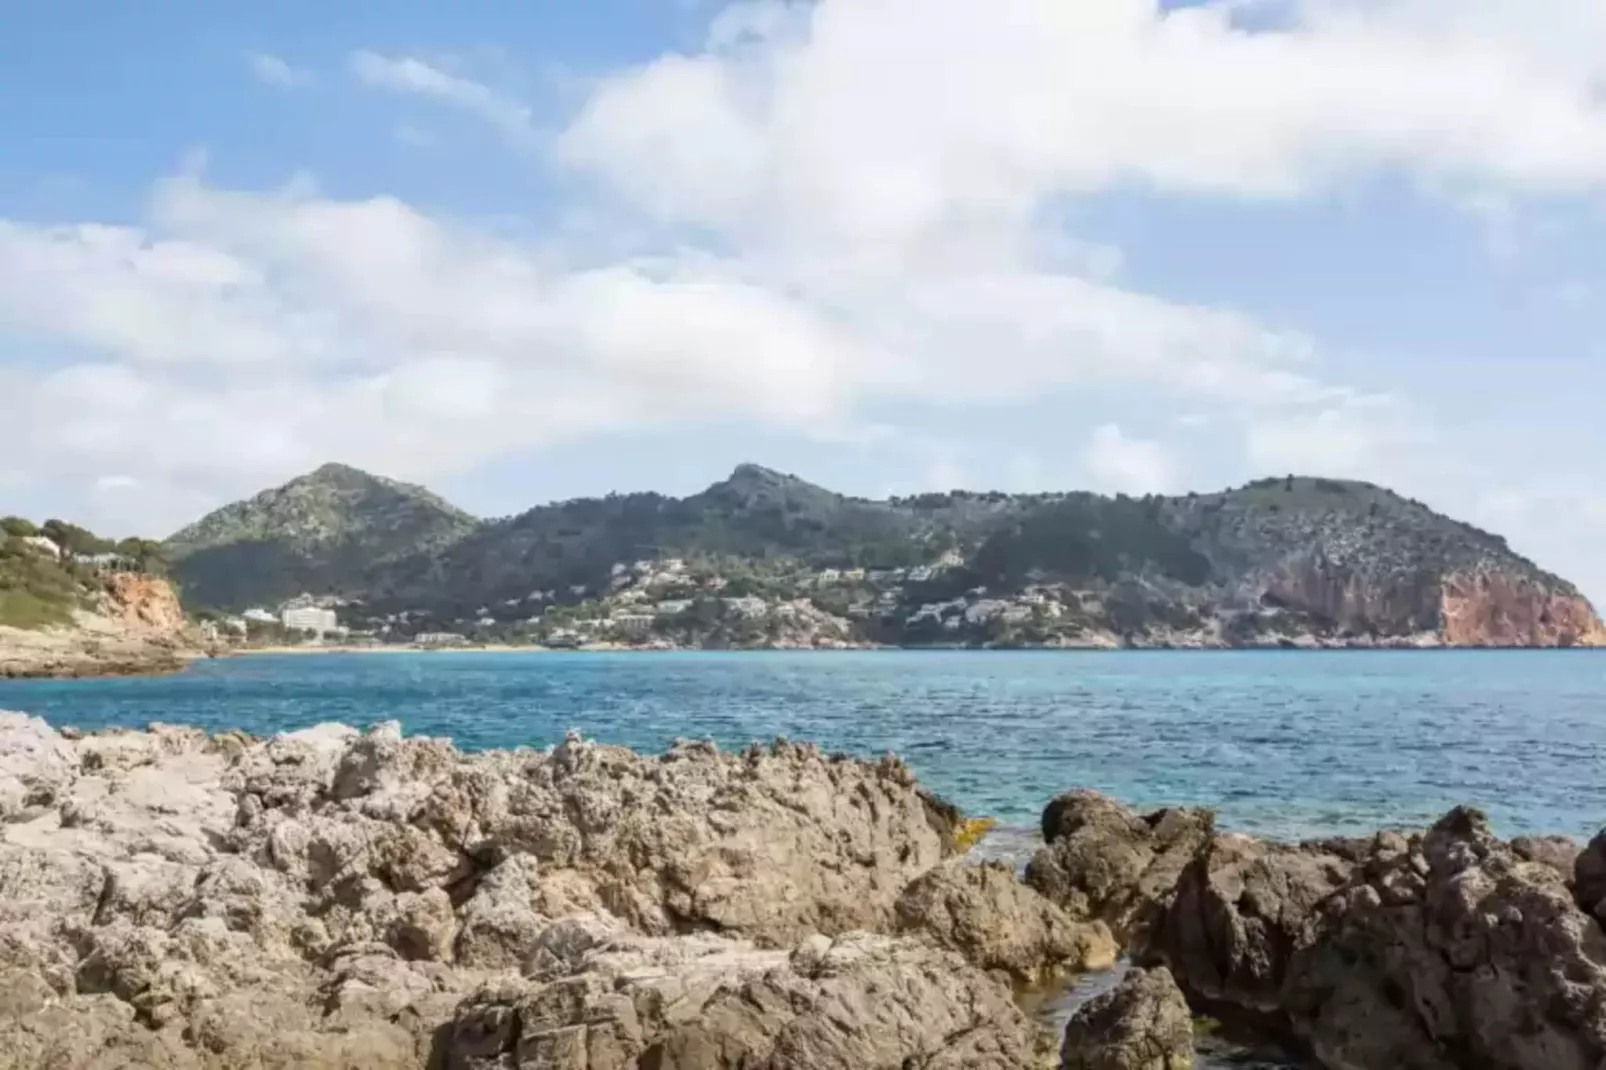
[1511,833,1580,880]
[444,930,1041,1070]
[1061,966,1195,1070]
[1025,791,1213,940]
[896,860,1117,985]
[1148,808,1606,1070]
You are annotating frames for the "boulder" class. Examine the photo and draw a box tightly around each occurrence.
[896,860,1117,985]
[1149,808,1606,1070]
[1025,791,1213,939]
[1061,966,1195,1070]
[444,930,1042,1070]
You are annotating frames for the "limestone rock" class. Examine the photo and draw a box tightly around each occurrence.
[1511,833,1580,880]
[1149,808,1606,1070]
[1025,791,1213,940]
[896,859,1117,985]
[444,930,1040,1070]
[0,714,992,1069]
[1061,966,1195,1070]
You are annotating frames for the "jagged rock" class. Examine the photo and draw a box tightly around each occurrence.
[1025,791,1214,940]
[444,930,1041,1070]
[1509,833,1580,882]
[896,860,1117,985]
[0,715,1001,1069]
[1061,966,1195,1070]
[1146,807,1606,1070]
[1573,829,1606,921]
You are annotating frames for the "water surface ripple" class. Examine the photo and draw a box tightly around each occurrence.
[2,649,1603,839]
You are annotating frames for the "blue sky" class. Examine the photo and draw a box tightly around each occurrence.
[4,0,1606,601]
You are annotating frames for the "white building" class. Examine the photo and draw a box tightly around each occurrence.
[281,606,339,635]
[415,632,468,647]
[723,596,768,618]
[613,614,655,638]
[242,608,277,624]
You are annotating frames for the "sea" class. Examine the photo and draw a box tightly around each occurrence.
[4,648,1603,1068]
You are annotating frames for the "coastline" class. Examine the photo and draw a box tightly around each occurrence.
[0,714,1593,1070]
[215,636,1606,658]
[6,634,1602,682]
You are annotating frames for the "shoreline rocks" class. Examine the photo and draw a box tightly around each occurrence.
[0,714,1065,1069]
[1033,789,1606,1070]
[1061,966,1195,1070]
[4,711,1604,1070]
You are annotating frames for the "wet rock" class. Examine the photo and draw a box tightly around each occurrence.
[1026,791,1214,940]
[1061,966,1195,1070]
[896,859,1118,985]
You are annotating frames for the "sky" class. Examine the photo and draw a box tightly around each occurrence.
[3,0,1606,600]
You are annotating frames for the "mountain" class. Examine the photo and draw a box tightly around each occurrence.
[165,464,1605,649]
[164,463,481,610]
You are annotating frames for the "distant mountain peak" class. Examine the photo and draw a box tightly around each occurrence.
[726,462,794,483]
[161,461,482,610]
[305,461,373,482]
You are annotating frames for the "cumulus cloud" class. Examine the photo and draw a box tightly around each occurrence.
[247,52,313,90]
[8,0,1606,546]
[1082,425,1176,496]
[562,0,1606,254]
[350,52,535,145]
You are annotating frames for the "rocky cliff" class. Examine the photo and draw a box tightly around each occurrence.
[0,572,198,679]
[1438,567,1606,647]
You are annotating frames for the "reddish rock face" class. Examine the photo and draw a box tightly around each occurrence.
[1258,556,1605,647]
[105,573,187,635]
[1440,569,1606,647]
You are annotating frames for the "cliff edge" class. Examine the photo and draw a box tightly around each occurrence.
[0,525,200,678]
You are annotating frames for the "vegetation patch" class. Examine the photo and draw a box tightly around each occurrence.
[953,816,999,854]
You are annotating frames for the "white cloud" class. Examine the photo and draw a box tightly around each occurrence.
[0,165,1356,534]
[562,0,1606,258]
[11,0,1606,561]
[247,52,313,90]
[1243,394,1426,476]
[350,51,535,145]
[1082,424,1176,495]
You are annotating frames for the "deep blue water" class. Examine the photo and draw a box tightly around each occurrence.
[2,649,1603,840]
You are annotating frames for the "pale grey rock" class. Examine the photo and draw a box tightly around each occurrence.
[0,713,1020,1069]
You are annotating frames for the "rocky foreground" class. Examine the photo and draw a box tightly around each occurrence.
[0,715,1601,1069]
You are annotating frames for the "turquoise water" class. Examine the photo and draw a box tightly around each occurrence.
[2,649,1603,840]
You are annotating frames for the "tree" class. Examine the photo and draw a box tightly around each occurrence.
[1283,474,1295,492]
[0,517,37,538]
